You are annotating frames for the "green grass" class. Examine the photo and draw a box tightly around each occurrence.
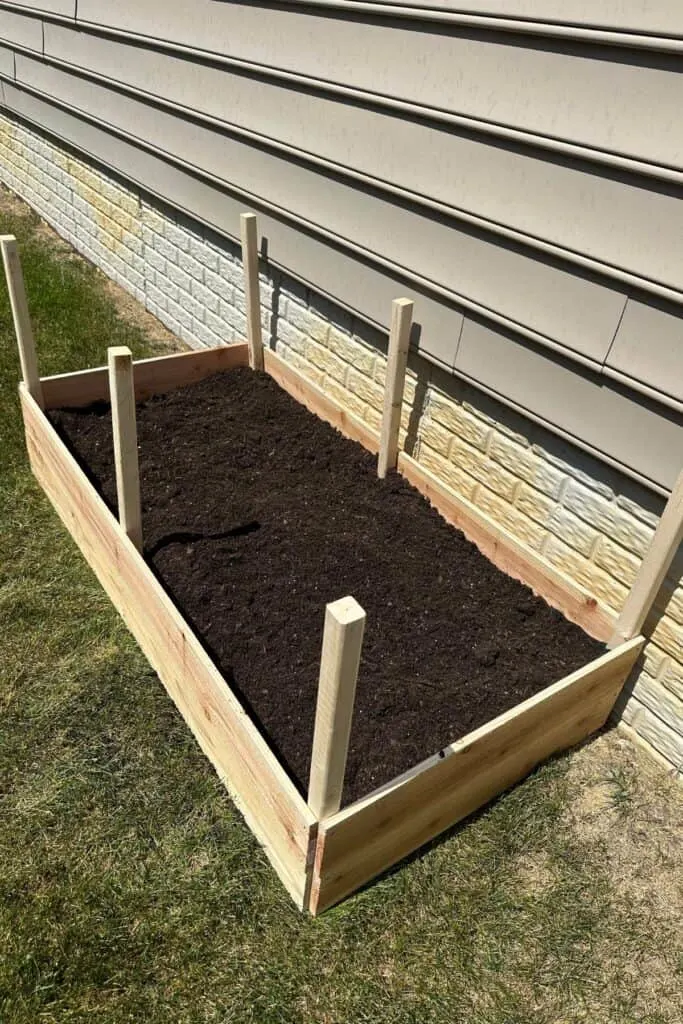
[1,193,681,1023]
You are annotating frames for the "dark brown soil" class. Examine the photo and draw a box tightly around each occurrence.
[49,368,604,806]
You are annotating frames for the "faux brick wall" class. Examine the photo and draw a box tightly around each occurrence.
[1,111,681,777]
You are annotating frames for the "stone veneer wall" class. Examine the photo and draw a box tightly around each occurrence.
[1,111,681,776]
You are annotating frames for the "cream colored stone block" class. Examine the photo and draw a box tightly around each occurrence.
[428,391,490,451]
[450,439,518,501]
[363,404,382,431]
[489,434,564,499]
[347,367,385,411]
[418,445,479,502]
[278,345,324,387]
[547,506,599,557]
[651,615,683,663]
[418,418,452,459]
[305,339,348,384]
[620,697,683,767]
[594,537,642,588]
[642,643,668,681]
[476,486,545,551]
[374,361,417,403]
[327,327,376,377]
[543,536,628,611]
[630,675,683,740]
[660,658,683,702]
[656,583,683,626]
[563,481,654,556]
[324,377,370,421]
[515,484,555,526]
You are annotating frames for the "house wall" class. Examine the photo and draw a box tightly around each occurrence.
[0,1,682,773]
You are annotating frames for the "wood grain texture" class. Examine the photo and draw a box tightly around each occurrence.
[264,348,379,453]
[610,467,683,647]
[398,453,616,642]
[378,298,413,479]
[240,213,264,372]
[308,597,366,819]
[40,343,250,409]
[21,387,315,907]
[310,636,644,914]
[108,346,142,550]
[1,234,44,408]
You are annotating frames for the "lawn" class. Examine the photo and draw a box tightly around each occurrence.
[1,187,681,1024]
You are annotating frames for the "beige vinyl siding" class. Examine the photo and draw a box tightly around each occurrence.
[0,0,681,492]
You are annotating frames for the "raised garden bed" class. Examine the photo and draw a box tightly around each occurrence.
[4,229,652,914]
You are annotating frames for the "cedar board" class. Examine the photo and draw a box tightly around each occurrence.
[22,342,643,914]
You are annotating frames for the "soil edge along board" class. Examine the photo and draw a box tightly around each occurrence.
[19,344,644,913]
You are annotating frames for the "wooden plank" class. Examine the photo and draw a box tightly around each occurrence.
[40,343,250,409]
[108,346,142,551]
[308,597,366,819]
[20,387,315,907]
[610,468,683,647]
[240,213,264,371]
[378,298,413,479]
[310,636,644,914]
[264,348,379,453]
[1,234,44,408]
[398,452,616,642]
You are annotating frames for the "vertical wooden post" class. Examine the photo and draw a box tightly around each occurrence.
[308,596,366,820]
[609,468,683,647]
[1,234,44,408]
[108,346,143,552]
[378,297,414,479]
[240,212,264,371]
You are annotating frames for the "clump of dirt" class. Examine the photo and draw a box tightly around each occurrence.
[50,367,604,805]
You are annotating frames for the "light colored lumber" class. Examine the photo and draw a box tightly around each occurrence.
[40,342,250,409]
[609,468,683,647]
[264,348,379,453]
[378,297,414,479]
[240,213,264,371]
[308,597,366,819]
[108,346,142,551]
[20,387,316,908]
[310,635,644,913]
[1,234,44,408]
[398,452,615,642]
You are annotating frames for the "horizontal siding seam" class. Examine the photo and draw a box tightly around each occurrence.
[15,43,683,319]
[4,74,682,427]
[3,0,680,51]
[9,10,683,187]
[0,104,673,501]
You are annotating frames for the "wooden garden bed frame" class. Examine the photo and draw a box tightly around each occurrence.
[7,219,680,915]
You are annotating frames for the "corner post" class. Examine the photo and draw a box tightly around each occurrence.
[108,346,143,552]
[308,596,366,819]
[378,297,414,479]
[240,212,264,371]
[1,234,44,408]
[609,467,683,647]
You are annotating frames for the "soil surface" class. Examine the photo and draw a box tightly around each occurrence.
[49,368,604,805]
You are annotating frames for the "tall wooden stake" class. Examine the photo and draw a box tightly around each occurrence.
[240,212,264,371]
[108,346,143,552]
[1,234,44,408]
[308,596,366,819]
[609,468,683,647]
[378,297,414,479]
